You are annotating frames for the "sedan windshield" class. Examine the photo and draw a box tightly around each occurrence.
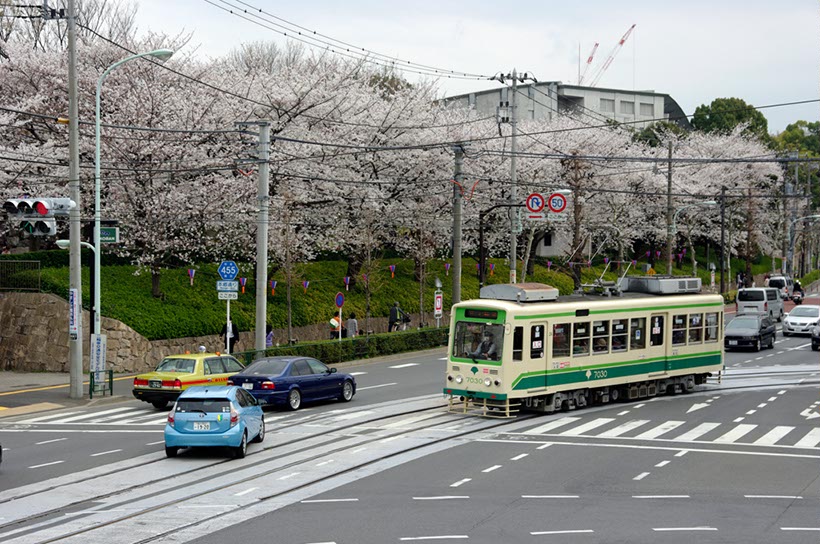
[244,359,289,376]
[727,317,759,330]
[155,358,196,373]
[788,307,820,318]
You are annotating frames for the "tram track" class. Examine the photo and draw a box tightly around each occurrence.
[1,404,536,544]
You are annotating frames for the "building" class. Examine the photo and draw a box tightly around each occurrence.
[444,81,691,130]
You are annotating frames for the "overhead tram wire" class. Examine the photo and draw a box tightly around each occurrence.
[209,0,487,79]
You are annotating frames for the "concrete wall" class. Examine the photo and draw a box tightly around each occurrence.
[0,292,443,373]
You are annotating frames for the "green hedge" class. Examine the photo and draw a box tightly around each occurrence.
[231,327,449,366]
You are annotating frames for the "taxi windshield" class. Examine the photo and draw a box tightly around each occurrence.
[452,322,504,361]
[156,358,196,373]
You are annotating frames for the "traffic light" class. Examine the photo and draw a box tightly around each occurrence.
[2,197,74,236]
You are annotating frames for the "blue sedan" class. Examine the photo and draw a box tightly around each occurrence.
[227,356,356,410]
[164,386,264,459]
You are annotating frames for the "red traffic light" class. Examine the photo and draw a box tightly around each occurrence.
[34,200,50,215]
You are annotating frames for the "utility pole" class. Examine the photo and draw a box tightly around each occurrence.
[786,153,796,276]
[489,70,536,284]
[720,186,726,294]
[665,140,674,275]
[451,144,463,304]
[65,0,83,399]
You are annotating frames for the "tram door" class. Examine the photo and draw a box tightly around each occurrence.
[529,322,547,388]
[648,314,668,371]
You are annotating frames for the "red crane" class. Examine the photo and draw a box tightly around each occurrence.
[578,42,599,85]
[588,24,636,87]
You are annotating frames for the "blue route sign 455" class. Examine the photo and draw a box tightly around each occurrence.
[218,260,238,281]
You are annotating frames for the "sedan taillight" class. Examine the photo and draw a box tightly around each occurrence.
[226,379,234,386]
[260,381,275,390]
[133,378,148,386]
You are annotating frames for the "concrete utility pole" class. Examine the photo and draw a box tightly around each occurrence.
[67,0,83,399]
[719,186,726,294]
[665,141,674,275]
[238,121,271,352]
[451,144,463,304]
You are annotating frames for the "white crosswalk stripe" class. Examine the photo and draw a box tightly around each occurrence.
[714,424,758,444]
[673,422,721,442]
[559,418,615,436]
[634,420,685,440]
[524,417,581,435]
[794,428,820,448]
[753,426,795,446]
[597,419,650,437]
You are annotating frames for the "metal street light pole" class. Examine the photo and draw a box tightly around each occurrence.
[94,49,174,337]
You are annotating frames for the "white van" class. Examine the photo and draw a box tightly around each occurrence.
[767,275,794,299]
[736,287,784,322]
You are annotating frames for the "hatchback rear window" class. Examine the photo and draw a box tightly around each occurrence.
[738,291,764,302]
[175,398,232,413]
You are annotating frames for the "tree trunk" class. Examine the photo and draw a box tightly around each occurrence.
[345,256,362,290]
[151,265,162,298]
[521,228,535,283]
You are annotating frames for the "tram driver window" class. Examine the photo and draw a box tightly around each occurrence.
[630,317,646,350]
[650,316,664,347]
[573,322,590,357]
[452,322,505,361]
[672,314,687,345]
[704,312,720,343]
[513,326,524,361]
[552,323,570,357]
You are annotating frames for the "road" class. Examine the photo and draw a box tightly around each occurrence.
[0,310,818,543]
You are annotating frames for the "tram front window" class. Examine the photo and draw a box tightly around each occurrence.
[453,322,504,361]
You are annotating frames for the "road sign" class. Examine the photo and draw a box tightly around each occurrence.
[335,292,345,308]
[547,193,568,213]
[525,193,545,214]
[218,291,238,300]
[217,280,239,292]
[434,290,443,318]
[90,333,107,382]
[217,260,238,281]
[100,226,120,243]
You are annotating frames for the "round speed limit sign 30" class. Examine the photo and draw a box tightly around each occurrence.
[547,193,567,213]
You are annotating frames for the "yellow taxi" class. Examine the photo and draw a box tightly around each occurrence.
[132,351,245,409]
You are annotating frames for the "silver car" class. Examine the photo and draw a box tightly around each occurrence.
[782,305,820,336]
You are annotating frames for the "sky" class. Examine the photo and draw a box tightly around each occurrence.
[133,0,819,133]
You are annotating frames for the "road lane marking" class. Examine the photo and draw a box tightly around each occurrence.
[634,420,684,439]
[757,403,767,408]
[29,460,64,469]
[598,420,650,437]
[746,410,757,415]
[35,438,68,445]
[530,530,593,535]
[301,498,359,503]
[524,417,580,435]
[278,472,301,480]
[412,496,469,500]
[19,411,84,423]
[389,363,419,369]
[510,453,529,461]
[714,424,757,443]
[383,412,450,429]
[522,495,579,499]
[146,440,165,446]
[450,478,471,487]
[348,372,367,376]
[675,450,688,457]
[315,460,334,467]
[617,410,630,416]
[781,527,820,531]
[357,383,397,390]
[90,449,122,457]
[400,536,468,541]
[753,426,794,446]
[633,472,650,480]
[655,460,671,467]
[653,527,717,532]
[233,487,258,496]
[482,465,502,473]
[633,495,689,499]
[768,397,777,401]
[734,417,745,423]
[560,418,615,436]
[794,428,820,448]
[746,495,803,499]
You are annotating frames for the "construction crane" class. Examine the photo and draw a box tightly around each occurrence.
[588,24,636,88]
[577,42,599,85]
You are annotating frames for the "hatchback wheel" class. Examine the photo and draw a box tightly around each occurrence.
[165,446,178,458]
[252,416,265,443]
[339,380,354,402]
[287,389,302,411]
[233,432,247,459]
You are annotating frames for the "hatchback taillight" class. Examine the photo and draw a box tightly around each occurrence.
[230,409,239,427]
[134,378,148,386]
[261,381,275,390]
[167,408,175,425]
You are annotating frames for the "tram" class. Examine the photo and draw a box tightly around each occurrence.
[443,277,723,417]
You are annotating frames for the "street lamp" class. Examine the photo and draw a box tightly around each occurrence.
[787,214,820,276]
[94,48,174,336]
[667,200,717,275]
[57,239,95,253]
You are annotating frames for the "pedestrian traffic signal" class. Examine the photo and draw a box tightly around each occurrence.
[2,197,74,236]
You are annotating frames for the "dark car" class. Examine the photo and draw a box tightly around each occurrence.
[227,356,356,411]
[812,326,820,351]
[724,314,776,351]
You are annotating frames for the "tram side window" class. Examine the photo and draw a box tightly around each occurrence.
[592,320,609,354]
[705,312,720,343]
[630,317,646,350]
[650,316,664,347]
[573,322,590,357]
[612,319,628,352]
[688,313,703,343]
[672,314,687,345]
[513,327,524,361]
[530,325,545,359]
[552,323,570,357]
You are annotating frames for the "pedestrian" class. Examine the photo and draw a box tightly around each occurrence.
[346,312,359,338]
[265,323,274,348]
[764,274,770,287]
[220,321,239,354]
[388,301,408,332]
[330,310,344,339]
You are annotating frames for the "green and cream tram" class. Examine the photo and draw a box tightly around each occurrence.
[444,278,723,417]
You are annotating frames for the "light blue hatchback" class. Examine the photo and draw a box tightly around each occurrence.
[164,385,264,459]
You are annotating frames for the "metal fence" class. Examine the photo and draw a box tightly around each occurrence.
[0,260,41,291]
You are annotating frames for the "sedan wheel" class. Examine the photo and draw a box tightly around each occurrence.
[287,389,302,411]
[339,380,354,402]
[233,432,247,459]
[252,416,265,443]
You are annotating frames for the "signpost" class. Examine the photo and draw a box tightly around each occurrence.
[434,290,443,328]
[218,261,239,353]
[335,292,344,343]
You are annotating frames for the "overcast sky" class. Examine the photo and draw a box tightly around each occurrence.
[133,0,818,133]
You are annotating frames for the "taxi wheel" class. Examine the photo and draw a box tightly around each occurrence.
[252,416,265,443]
[152,400,168,410]
[287,389,302,411]
[165,446,178,458]
[233,432,247,459]
[339,380,354,402]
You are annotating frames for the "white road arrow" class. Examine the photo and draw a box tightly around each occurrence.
[686,403,710,414]
[800,408,820,420]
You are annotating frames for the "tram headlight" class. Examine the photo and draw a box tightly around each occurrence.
[455,374,463,384]
[484,377,492,387]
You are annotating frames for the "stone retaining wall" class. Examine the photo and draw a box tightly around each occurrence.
[0,292,442,373]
